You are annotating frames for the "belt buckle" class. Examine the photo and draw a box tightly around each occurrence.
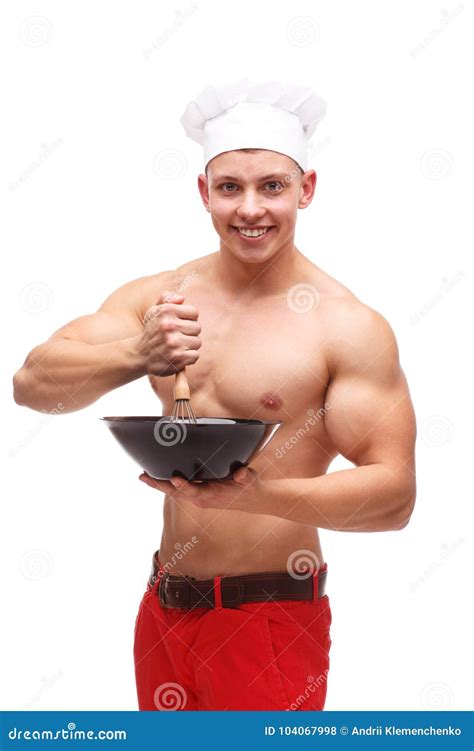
[158,572,168,606]
[175,577,191,609]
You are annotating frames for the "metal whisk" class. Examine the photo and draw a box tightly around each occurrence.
[171,369,197,423]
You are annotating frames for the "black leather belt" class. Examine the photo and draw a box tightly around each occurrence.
[148,551,327,610]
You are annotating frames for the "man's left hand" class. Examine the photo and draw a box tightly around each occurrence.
[138,466,262,512]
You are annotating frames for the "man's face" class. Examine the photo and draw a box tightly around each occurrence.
[198,150,316,264]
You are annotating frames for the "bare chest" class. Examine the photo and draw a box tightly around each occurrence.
[149,299,331,424]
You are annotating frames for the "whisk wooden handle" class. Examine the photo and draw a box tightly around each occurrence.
[174,369,190,400]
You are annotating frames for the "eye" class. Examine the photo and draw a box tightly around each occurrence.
[264,181,284,192]
[220,182,238,192]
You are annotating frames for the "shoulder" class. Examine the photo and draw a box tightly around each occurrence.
[99,253,214,318]
[323,295,400,382]
[98,270,176,318]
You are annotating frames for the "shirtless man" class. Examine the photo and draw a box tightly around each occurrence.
[13,83,416,711]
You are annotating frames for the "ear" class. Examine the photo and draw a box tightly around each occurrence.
[298,169,317,209]
[197,173,211,212]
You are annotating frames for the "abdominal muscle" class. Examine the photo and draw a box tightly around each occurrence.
[159,493,324,580]
[156,403,329,580]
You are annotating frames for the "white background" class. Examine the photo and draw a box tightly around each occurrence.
[1,0,472,711]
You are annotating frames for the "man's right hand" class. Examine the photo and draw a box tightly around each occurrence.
[138,291,202,377]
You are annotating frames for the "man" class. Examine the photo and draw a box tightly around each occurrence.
[13,78,417,711]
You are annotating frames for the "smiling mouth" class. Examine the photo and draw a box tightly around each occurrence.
[230,226,276,240]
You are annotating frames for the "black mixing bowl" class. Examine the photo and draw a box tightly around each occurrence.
[101,416,283,481]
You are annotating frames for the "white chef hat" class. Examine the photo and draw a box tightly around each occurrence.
[180,77,326,172]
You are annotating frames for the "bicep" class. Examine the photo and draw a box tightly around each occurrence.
[48,280,146,345]
[324,312,416,471]
[48,310,142,345]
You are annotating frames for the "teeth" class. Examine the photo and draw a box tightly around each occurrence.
[237,227,269,237]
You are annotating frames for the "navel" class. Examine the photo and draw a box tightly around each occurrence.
[260,392,283,410]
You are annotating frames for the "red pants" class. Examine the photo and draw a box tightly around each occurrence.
[133,554,332,711]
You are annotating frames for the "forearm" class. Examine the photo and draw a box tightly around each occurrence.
[13,336,145,413]
[254,463,415,532]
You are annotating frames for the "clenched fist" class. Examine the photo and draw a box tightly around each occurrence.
[137,291,202,376]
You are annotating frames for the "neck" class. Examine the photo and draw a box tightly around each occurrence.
[214,239,304,299]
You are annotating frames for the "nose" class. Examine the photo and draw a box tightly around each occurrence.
[235,189,266,224]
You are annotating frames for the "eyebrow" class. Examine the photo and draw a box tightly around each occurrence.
[211,173,289,183]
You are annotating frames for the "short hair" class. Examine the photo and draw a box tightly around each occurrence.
[205,148,304,177]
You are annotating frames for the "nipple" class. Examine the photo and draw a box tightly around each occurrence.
[260,392,283,410]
